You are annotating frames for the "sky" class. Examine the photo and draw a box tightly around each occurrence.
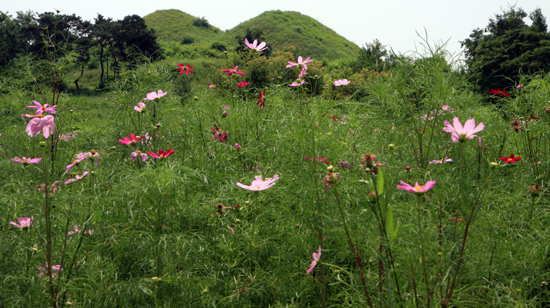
[3,0,550,59]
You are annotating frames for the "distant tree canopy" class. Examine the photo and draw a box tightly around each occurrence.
[461,6,550,92]
[350,40,395,73]
[0,11,163,80]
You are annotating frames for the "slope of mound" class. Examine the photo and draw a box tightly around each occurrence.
[144,9,224,44]
[223,10,361,61]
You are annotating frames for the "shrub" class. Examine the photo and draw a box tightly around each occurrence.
[181,36,195,45]
[192,17,209,28]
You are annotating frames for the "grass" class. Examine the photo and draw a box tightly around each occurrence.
[2,47,550,307]
[145,9,361,62]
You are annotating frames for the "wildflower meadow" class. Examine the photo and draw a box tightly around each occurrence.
[3,34,550,308]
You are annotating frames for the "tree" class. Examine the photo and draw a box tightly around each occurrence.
[350,40,394,73]
[92,14,113,81]
[113,15,163,66]
[461,6,550,92]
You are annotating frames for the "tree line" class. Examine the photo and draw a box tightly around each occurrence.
[0,11,162,89]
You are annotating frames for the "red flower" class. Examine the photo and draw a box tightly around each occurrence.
[331,115,341,121]
[236,81,250,88]
[499,153,521,163]
[257,89,266,108]
[223,66,245,76]
[490,88,510,97]
[148,148,175,159]
[177,63,194,75]
[530,115,540,120]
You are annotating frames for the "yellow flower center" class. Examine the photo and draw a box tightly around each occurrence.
[41,106,46,110]
[137,151,142,154]
[415,186,422,191]
[22,158,27,163]
[36,114,45,118]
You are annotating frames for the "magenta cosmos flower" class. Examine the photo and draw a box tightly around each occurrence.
[223,66,246,76]
[134,102,146,112]
[287,56,313,70]
[257,89,266,108]
[143,90,167,101]
[10,216,33,229]
[65,171,90,185]
[26,114,55,138]
[148,148,174,159]
[177,63,194,75]
[118,134,144,145]
[443,117,484,143]
[27,100,56,115]
[244,38,268,51]
[12,156,42,164]
[333,79,350,86]
[236,175,280,191]
[236,81,250,88]
[68,225,93,235]
[307,246,322,274]
[429,157,453,164]
[397,180,436,194]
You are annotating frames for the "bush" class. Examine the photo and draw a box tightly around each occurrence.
[181,36,195,45]
[192,17,209,28]
[210,42,227,52]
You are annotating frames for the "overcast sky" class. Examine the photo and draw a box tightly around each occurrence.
[3,0,550,59]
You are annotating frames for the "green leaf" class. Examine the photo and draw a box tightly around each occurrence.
[377,169,384,196]
[139,286,153,296]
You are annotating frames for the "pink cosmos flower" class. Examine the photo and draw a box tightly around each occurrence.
[298,68,306,79]
[118,134,144,145]
[307,246,322,274]
[68,225,93,235]
[236,81,250,88]
[148,148,175,159]
[143,90,167,101]
[210,125,228,143]
[443,117,484,144]
[34,181,61,194]
[21,114,36,118]
[37,263,61,280]
[287,56,313,70]
[177,63,194,75]
[397,180,436,194]
[26,115,55,138]
[27,100,56,115]
[429,157,453,164]
[134,102,146,112]
[65,152,90,173]
[236,175,280,191]
[223,66,246,76]
[59,131,77,141]
[10,216,33,229]
[333,79,350,86]
[289,80,306,87]
[130,150,148,161]
[11,156,42,164]
[64,171,90,185]
[244,38,268,51]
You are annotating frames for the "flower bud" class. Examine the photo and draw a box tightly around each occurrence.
[327,165,334,172]
[39,141,47,147]
[530,184,542,196]
[234,143,241,149]
[222,111,228,117]
[368,191,377,202]
[405,165,411,172]
[490,162,499,168]
[388,144,395,150]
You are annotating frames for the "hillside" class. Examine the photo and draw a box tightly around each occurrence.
[144,9,361,61]
[144,9,224,45]
[223,10,361,61]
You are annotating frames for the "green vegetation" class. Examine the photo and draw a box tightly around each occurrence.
[3,5,550,308]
